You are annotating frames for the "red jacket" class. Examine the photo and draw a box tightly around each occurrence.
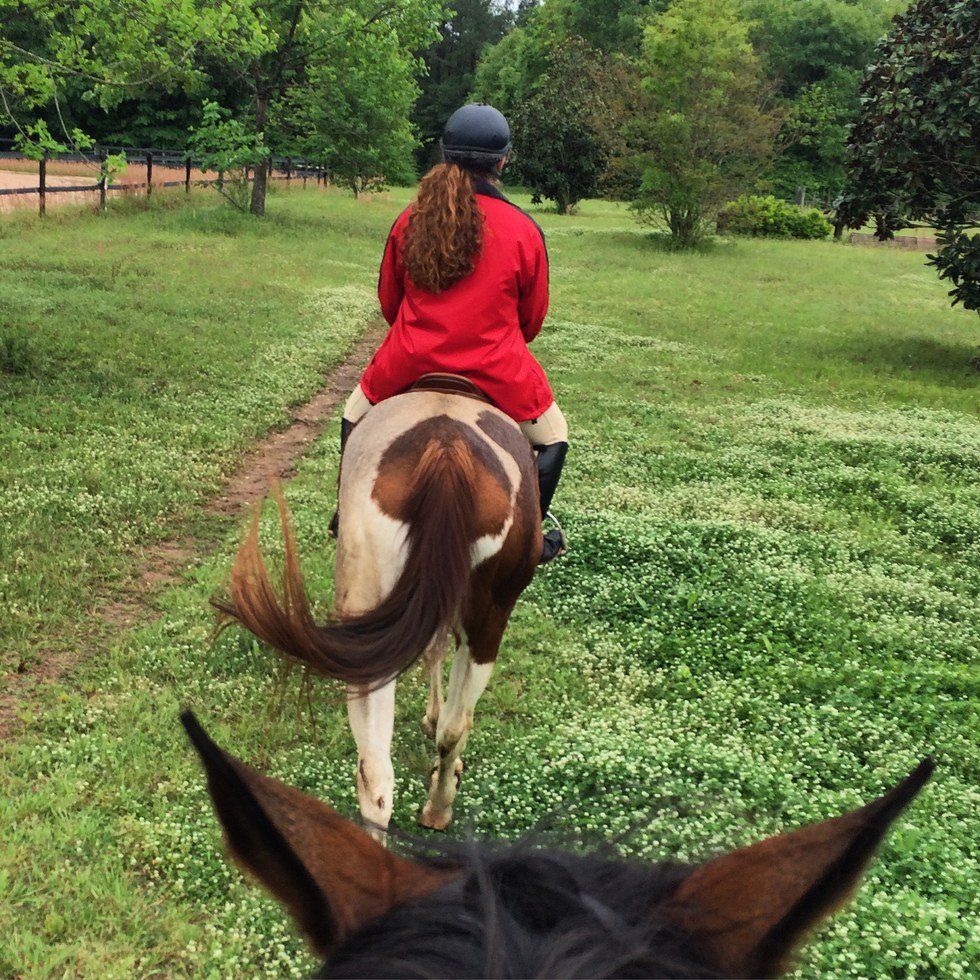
[359,180,554,422]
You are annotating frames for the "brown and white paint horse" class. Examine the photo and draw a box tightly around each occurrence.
[217,387,540,833]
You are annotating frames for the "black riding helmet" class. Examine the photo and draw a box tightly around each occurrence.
[441,103,512,171]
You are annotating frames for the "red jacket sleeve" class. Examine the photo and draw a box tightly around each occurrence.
[378,214,407,326]
[518,227,549,343]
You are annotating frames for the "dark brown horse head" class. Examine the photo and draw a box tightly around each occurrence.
[183,712,932,978]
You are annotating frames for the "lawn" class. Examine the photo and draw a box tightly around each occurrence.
[1,186,977,978]
[0,187,391,680]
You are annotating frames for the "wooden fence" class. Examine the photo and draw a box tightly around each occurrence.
[0,139,330,215]
[849,231,939,252]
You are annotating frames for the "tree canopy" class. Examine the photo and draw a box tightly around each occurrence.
[740,0,901,204]
[509,36,612,212]
[0,0,442,213]
[626,0,782,244]
[741,0,902,99]
[837,0,980,311]
[413,0,512,169]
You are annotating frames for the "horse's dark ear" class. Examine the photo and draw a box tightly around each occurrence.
[181,712,453,956]
[657,760,934,979]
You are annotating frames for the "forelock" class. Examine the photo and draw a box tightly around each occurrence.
[319,842,720,979]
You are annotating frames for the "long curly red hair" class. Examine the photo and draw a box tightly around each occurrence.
[403,163,485,293]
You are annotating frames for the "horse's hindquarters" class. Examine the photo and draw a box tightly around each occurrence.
[335,391,540,829]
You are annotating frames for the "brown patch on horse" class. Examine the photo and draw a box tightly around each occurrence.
[656,759,934,978]
[373,415,512,539]
[462,412,540,664]
[213,430,486,686]
[477,411,538,486]
[182,711,455,956]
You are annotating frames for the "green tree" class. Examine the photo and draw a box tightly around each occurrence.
[509,36,611,213]
[534,0,669,55]
[279,25,422,195]
[626,0,782,245]
[0,0,441,215]
[837,0,980,312]
[413,0,512,169]
[198,0,440,215]
[472,0,665,118]
[740,0,901,205]
[0,0,232,141]
[189,101,266,212]
[771,79,854,205]
[471,22,547,115]
[741,0,901,98]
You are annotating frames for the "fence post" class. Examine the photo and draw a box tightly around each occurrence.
[286,157,291,184]
[99,150,108,211]
[185,156,192,193]
[146,152,153,197]
[38,153,47,218]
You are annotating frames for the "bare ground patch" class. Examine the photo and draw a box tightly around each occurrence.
[0,322,382,737]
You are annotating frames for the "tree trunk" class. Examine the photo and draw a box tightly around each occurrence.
[250,93,269,217]
[669,209,698,247]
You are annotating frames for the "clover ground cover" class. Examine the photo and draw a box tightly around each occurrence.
[1,188,977,977]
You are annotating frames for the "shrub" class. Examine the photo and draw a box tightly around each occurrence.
[717,194,832,239]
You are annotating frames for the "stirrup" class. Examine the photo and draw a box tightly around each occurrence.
[540,511,568,565]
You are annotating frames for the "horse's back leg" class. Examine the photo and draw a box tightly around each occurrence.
[337,528,402,840]
[419,606,510,831]
[347,679,396,840]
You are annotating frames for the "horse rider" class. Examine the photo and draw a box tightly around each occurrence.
[334,103,569,564]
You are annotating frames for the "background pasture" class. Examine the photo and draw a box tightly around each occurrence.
[0,187,977,976]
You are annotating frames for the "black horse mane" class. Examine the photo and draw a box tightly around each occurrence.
[320,838,720,979]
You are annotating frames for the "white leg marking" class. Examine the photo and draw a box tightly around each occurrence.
[347,679,396,840]
[420,640,494,831]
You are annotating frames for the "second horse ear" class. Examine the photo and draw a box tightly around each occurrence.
[655,760,934,979]
[180,712,455,956]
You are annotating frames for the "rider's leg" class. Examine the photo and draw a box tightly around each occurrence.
[342,384,373,427]
[520,402,569,564]
[328,385,372,538]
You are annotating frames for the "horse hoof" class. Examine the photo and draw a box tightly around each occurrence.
[421,716,437,739]
[366,826,388,847]
[419,802,452,831]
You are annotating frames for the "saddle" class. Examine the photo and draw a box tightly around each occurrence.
[409,373,494,406]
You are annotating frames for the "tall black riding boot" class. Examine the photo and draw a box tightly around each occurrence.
[536,441,569,564]
[327,417,354,539]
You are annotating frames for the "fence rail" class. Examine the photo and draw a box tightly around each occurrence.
[0,138,330,214]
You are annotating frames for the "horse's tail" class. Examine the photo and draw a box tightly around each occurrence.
[213,440,479,687]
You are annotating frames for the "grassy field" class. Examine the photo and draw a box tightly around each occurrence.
[1,186,977,977]
[0,187,387,681]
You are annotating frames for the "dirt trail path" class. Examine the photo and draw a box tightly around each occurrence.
[0,323,382,737]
